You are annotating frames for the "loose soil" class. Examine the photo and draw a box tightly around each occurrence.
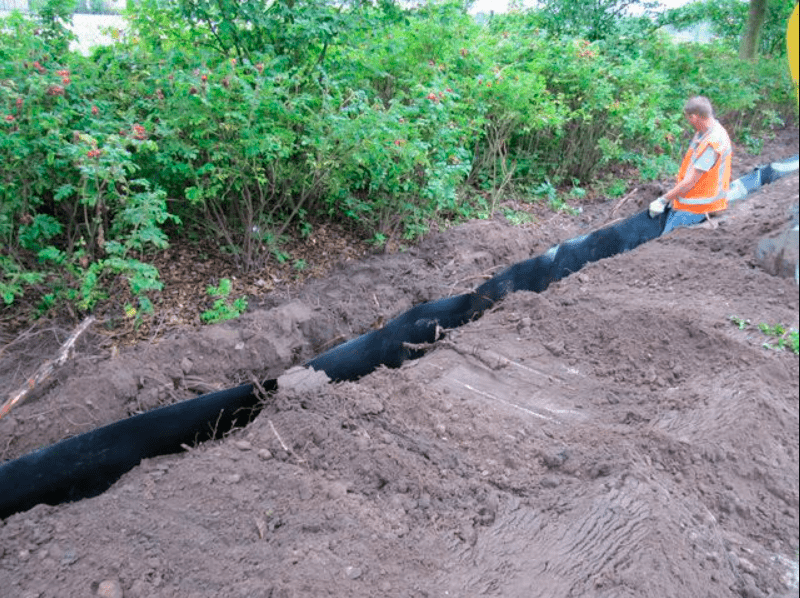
[1,129,798,598]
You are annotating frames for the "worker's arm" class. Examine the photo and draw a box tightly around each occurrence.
[649,146,718,217]
[649,167,704,217]
[662,166,703,206]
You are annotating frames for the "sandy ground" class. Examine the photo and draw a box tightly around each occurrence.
[0,129,798,598]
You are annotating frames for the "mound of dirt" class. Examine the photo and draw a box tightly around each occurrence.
[1,129,798,598]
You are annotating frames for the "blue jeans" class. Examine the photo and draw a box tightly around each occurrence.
[662,209,706,234]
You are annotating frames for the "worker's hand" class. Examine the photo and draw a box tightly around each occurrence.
[648,196,667,218]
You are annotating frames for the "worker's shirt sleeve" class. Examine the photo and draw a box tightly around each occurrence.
[692,145,718,172]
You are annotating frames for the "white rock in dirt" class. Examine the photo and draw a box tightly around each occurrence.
[739,556,757,575]
[345,565,363,579]
[277,366,330,395]
[96,579,123,598]
[233,440,252,451]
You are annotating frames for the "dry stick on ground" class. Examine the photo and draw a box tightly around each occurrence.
[0,315,95,421]
[447,265,505,297]
[609,187,640,220]
[253,375,307,465]
[268,420,290,453]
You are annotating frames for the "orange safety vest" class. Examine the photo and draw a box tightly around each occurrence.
[673,119,732,214]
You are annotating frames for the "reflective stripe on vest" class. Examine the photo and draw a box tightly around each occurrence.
[673,120,732,214]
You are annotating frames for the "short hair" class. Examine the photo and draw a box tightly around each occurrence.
[684,96,714,118]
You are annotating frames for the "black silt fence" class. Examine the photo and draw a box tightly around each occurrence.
[305,209,665,381]
[1,156,796,519]
[0,381,271,519]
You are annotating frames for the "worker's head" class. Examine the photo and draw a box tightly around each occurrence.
[683,96,714,131]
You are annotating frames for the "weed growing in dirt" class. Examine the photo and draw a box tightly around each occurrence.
[200,278,248,324]
[568,182,587,200]
[502,208,535,226]
[531,179,580,215]
[122,298,153,330]
[606,180,628,198]
[758,322,799,354]
[729,315,750,330]
[729,316,799,354]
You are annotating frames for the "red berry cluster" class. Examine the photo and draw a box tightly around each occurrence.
[426,88,453,103]
[57,69,71,85]
[132,123,147,140]
[87,149,102,158]
[577,40,596,59]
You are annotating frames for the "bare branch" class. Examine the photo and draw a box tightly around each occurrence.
[0,315,95,421]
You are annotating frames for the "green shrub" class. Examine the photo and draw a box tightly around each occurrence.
[0,12,176,311]
[642,36,798,139]
[1,0,796,319]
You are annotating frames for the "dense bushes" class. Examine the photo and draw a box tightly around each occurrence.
[1,0,797,317]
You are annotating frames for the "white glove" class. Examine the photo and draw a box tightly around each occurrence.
[649,196,667,218]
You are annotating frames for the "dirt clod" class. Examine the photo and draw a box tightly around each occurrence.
[96,579,123,598]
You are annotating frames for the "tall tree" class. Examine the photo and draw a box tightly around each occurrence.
[740,0,768,59]
[534,0,659,41]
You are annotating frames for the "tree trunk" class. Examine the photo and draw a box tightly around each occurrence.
[739,0,768,60]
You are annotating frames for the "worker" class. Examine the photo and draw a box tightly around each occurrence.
[649,96,733,232]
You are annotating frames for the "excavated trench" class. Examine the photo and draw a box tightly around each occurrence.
[0,156,797,520]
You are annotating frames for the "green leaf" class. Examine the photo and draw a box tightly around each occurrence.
[37,246,65,264]
[54,184,76,201]
[207,278,232,297]
[19,215,63,252]
[185,186,203,203]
